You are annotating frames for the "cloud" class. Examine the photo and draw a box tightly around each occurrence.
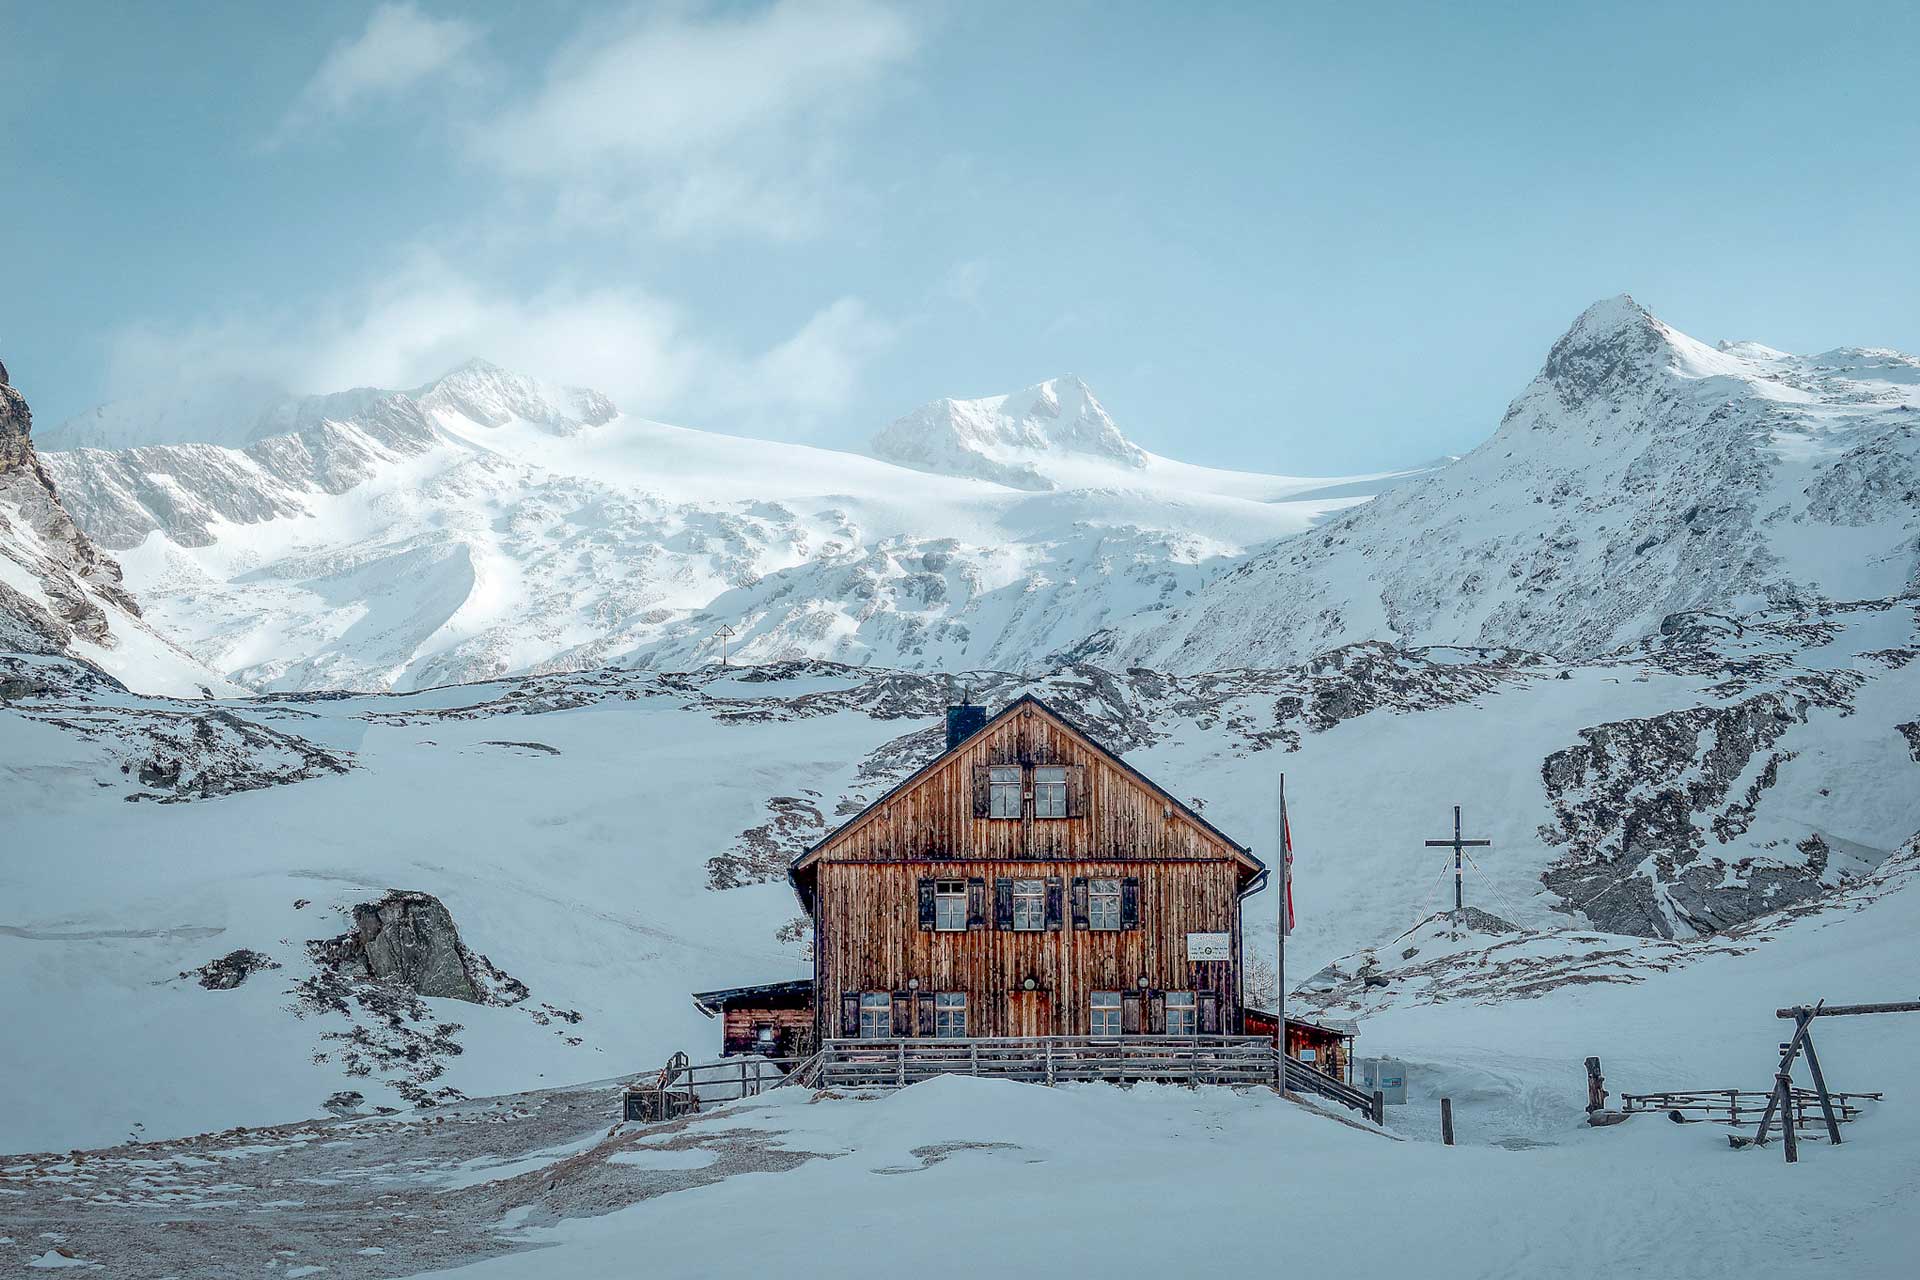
[271,3,481,145]
[476,0,921,239]
[104,258,892,435]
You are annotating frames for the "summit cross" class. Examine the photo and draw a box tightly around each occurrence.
[1424,805,1491,920]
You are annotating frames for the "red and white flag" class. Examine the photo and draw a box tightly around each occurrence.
[1282,801,1296,937]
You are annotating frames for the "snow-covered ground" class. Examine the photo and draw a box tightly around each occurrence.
[5,848,1913,1277]
[4,592,1913,1159]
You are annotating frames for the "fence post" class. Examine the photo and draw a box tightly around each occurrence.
[897,1041,907,1089]
[1440,1097,1454,1146]
[1372,1090,1385,1125]
[971,1042,979,1075]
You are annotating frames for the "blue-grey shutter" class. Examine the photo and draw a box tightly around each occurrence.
[1121,877,1140,930]
[1044,876,1064,931]
[966,877,987,929]
[917,878,936,930]
[993,878,1014,930]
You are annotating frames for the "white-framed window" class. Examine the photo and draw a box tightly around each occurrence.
[1088,878,1122,931]
[1011,878,1046,931]
[935,992,967,1038]
[934,879,967,931]
[988,766,1022,818]
[1165,991,1197,1036]
[1090,991,1122,1037]
[1034,765,1068,817]
[859,992,892,1038]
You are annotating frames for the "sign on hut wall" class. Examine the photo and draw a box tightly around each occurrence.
[1186,932,1231,961]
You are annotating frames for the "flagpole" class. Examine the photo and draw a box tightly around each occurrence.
[1276,771,1287,1093]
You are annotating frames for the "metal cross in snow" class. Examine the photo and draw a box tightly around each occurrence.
[714,624,736,668]
[1424,805,1490,921]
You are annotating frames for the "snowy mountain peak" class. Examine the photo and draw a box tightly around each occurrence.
[870,374,1147,490]
[412,360,617,433]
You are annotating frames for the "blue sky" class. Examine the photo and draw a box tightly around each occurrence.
[4,0,1918,472]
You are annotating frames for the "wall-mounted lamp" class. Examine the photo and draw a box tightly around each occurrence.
[1023,977,1037,991]
[907,978,920,991]
[1137,976,1150,990]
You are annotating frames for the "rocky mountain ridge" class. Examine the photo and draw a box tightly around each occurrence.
[1078,295,1920,670]
[0,360,225,694]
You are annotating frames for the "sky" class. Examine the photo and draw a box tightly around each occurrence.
[4,0,1919,474]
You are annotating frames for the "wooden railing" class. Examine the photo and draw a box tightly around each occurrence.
[624,1039,1378,1122]
[623,1052,809,1122]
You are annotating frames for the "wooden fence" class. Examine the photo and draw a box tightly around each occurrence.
[1623,1088,1882,1128]
[625,1037,1377,1121]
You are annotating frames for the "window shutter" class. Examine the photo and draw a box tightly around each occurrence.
[1044,876,1064,931]
[840,992,860,1038]
[1199,992,1221,1035]
[1066,765,1087,818]
[917,992,935,1037]
[1147,993,1166,1035]
[966,877,987,929]
[993,878,1014,930]
[971,765,991,818]
[1121,877,1140,930]
[917,878,936,931]
[893,992,914,1037]
[1121,991,1143,1036]
[1070,877,1089,930]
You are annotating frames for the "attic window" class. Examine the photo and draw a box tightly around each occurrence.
[988,766,1022,818]
[1033,766,1068,817]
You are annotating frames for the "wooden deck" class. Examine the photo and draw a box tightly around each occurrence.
[626,1037,1378,1121]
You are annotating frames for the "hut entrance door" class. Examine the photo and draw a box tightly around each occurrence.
[1008,990,1052,1038]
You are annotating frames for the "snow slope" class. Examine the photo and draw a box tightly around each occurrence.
[1087,296,1920,671]
[4,593,1914,1154]
[41,370,1410,692]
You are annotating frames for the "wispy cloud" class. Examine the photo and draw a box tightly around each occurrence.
[105,256,892,435]
[475,0,920,239]
[269,2,481,146]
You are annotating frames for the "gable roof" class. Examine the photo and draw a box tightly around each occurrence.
[789,694,1263,895]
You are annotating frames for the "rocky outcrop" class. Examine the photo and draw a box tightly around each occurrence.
[2,358,223,692]
[1539,692,1833,936]
[185,949,281,990]
[316,891,481,1002]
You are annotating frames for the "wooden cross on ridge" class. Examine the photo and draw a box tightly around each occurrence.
[1424,805,1491,923]
[714,624,737,668]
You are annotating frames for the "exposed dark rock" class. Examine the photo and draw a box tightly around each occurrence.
[709,793,825,889]
[315,891,481,1002]
[322,1090,365,1117]
[185,949,281,990]
[1539,691,1838,936]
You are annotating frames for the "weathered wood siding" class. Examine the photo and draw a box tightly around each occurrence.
[813,858,1243,1038]
[810,703,1239,864]
[802,703,1257,1042]
[721,1005,815,1058]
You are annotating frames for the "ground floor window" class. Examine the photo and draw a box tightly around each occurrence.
[1165,991,1197,1036]
[1090,991,1122,1037]
[859,992,892,1038]
[935,992,967,1037]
